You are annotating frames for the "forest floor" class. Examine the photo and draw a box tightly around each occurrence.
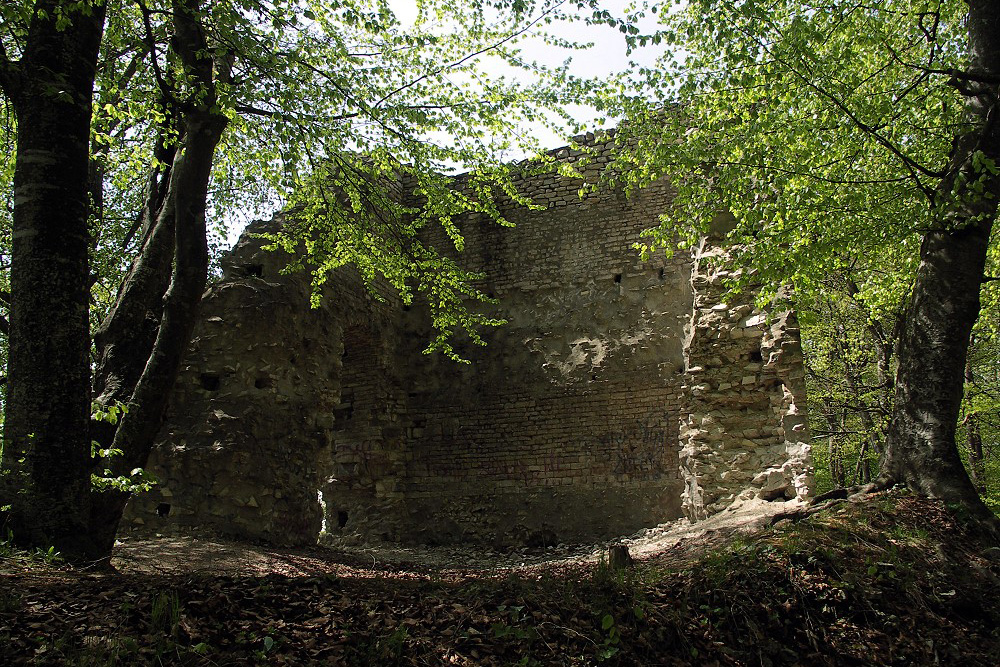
[2,489,999,666]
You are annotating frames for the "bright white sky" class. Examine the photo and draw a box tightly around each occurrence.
[388,0,662,150]
[390,0,656,75]
[220,1,663,245]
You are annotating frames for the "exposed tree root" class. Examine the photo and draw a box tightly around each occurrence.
[771,479,1000,547]
[770,479,900,526]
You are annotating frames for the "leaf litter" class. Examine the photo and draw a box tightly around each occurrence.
[2,490,999,665]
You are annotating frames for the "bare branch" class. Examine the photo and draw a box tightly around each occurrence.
[373,0,567,108]
[134,0,174,108]
[0,38,21,98]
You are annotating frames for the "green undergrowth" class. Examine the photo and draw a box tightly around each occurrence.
[655,493,1000,666]
[0,529,65,569]
[2,490,999,666]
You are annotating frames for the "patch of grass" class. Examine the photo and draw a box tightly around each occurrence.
[0,530,66,573]
[150,590,182,638]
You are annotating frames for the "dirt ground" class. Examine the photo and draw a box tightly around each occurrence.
[110,496,800,578]
[7,491,997,666]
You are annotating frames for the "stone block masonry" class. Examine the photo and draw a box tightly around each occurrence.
[124,133,812,546]
[679,236,812,521]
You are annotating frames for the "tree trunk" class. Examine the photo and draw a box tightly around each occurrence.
[965,412,986,493]
[0,1,107,561]
[882,217,994,516]
[91,43,180,416]
[963,354,987,494]
[87,0,229,555]
[821,397,846,487]
[92,135,176,415]
[881,0,1000,531]
[852,440,872,486]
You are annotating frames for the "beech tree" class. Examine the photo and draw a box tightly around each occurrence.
[805,270,998,507]
[614,0,1000,528]
[0,0,106,558]
[0,0,601,561]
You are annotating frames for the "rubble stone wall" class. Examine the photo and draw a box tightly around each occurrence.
[124,135,812,546]
[678,236,812,521]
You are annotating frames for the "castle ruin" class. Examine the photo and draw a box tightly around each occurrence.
[123,135,812,547]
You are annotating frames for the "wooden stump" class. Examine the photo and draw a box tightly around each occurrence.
[608,544,633,570]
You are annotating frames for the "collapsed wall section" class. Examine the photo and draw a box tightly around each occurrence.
[678,235,812,520]
[123,226,408,545]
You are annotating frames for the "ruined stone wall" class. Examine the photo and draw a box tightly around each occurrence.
[679,236,812,521]
[122,229,402,542]
[124,134,811,547]
[344,155,691,545]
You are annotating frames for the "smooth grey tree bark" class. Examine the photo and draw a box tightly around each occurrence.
[881,0,1000,533]
[0,0,107,560]
[87,0,229,556]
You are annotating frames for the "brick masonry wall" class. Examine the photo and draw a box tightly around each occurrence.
[124,133,811,546]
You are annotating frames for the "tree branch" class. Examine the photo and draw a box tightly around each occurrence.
[705,159,915,186]
[373,0,567,108]
[135,0,175,109]
[0,38,22,98]
[901,64,1000,87]
[234,104,359,122]
[729,11,946,187]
